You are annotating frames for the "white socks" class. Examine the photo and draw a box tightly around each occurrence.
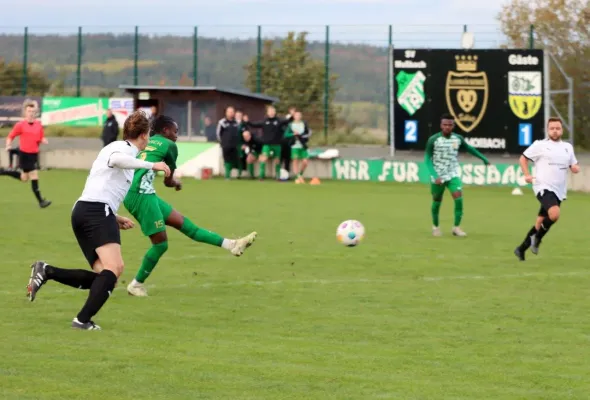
[221,239,236,250]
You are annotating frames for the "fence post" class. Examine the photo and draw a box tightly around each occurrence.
[134,26,139,86]
[529,25,534,49]
[463,24,468,33]
[387,25,392,146]
[324,25,330,140]
[256,26,262,93]
[22,27,28,95]
[76,26,82,97]
[193,26,198,86]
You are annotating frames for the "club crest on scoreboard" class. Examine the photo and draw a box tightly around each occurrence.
[508,71,542,120]
[445,55,489,133]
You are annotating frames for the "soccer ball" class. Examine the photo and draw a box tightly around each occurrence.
[336,220,365,247]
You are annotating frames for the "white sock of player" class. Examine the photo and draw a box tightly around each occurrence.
[221,239,236,250]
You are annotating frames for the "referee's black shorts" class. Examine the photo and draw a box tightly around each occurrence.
[19,151,39,173]
[536,190,561,217]
[71,201,120,267]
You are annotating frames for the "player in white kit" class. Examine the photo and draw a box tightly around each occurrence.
[514,117,580,261]
[26,111,171,330]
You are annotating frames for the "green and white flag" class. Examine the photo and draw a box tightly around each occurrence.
[395,71,426,116]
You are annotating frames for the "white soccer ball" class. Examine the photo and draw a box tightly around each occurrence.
[336,220,365,247]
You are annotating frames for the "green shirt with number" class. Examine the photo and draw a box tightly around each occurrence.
[128,134,178,194]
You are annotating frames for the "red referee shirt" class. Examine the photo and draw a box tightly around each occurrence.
[8,120,45,154]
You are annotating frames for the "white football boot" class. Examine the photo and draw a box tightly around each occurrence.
[452,227,467,237]
[432,226,442,237]
[127,280,149,297]
[229,232,257,256]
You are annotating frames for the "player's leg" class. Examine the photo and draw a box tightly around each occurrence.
[430,182,445,236]
[514,208,545,261]
[125,193,168,296]
[530,191,561,254]
[297,149,309,183]
[164,199,257,257]
[447,177,466,236]
[292,149,301,183]
[259,146,270,179]
[0,167,21,180]
[273,146,281,179]
[246,153,257,178]
[23,152,50,208]
[222,147,234,179]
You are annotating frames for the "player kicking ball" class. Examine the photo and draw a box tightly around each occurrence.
[514,117,579,261]
[124,115,257,297]
[424,114,490,237]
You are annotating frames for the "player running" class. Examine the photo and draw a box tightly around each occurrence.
[26,110,171,330]
[284,110,311,184]
[124,115,257,297]
[424,114,490,237]
[514,117,579,261]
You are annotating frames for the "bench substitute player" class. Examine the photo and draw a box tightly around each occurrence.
[425,114,490,237]
[514,117,580,261]
[26,111,170,330]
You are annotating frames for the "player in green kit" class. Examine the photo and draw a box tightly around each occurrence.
[124,115,257,297]
[424,114,490,237]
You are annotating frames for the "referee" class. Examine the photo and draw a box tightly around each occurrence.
[1,100,51,208]
[514,117,580,261]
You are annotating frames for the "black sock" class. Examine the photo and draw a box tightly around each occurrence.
[77,270,118,323]
[31,179,43,202]
[45,264,97,289]
[0,169,21,180]
[536,217,555,241]
[518,226,538,251]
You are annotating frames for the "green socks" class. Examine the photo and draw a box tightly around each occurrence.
[259,162,266,179]
[431,201,442,227]
[224,162,232,179]
[247,163,255,177]
[135,241,169,283]
[180,217,224,247]
[274,163,281,179]
[454,197,463,226]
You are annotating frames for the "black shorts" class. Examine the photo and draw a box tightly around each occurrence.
[19,151,38,173]
[222,146,239,165]
[536,190,561,217]
[71,201,120,267]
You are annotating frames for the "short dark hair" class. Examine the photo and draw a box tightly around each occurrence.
[547,117,563,126]
[441,113,454,121]
[123,110,150,140]
[151,115,177,136]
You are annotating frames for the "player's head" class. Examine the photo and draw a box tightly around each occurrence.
[266,105,276,118]
[547,117,563,141]
[225,106,235,120]
[150,105,158,116]
[152,115,179,142]
[22,99,38,123]
[123,110,150,150]
[293,111,303,121]
[242,130,252,142]
[440,113,455,135]
[235,109,243,122]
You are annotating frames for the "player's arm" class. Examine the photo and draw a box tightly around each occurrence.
[459,136,489,165]
[216,120,223,142]
[163,143,181,190]
[39,125,48,145]
[569,145,580,173]
[300,123,312,148]
[108,151,170,176]
[520,140,541,183]
[115,215,134,230]
[5,123,21,150]
[424,136,439,180]
[246,119,264,128]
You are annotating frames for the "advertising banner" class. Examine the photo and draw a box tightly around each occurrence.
[393,49,545,154]
[41,97,109,126]
[108,98,135,126]
[332,158,531,187]
[0,96,42,124]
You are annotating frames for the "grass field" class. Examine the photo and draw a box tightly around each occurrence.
[1,171,590,399]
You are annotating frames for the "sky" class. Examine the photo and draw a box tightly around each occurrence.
[2,0,508,47]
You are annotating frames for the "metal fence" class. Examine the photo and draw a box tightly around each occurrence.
[0,24,535,140]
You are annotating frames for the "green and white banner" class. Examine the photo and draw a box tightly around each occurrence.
[332,159,531,186]
[41,97,109,126]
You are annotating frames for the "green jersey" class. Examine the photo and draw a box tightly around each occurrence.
[129,134,178,194]
[424,132,488,182]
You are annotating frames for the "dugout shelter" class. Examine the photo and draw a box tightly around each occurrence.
[120,85,278,139]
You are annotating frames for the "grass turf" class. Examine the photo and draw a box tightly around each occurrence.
[1,170,589,399]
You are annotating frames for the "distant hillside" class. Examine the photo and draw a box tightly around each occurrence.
[0,34,389,106]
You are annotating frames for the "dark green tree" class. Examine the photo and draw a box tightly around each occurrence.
[245,32,339,131]
[0,59,50,95]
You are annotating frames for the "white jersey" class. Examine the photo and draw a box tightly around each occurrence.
[78,140,139,213]
[523,139,577,201]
